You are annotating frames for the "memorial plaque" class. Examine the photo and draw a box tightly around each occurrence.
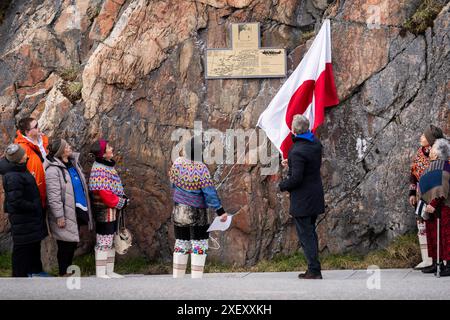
[206,23,286,79]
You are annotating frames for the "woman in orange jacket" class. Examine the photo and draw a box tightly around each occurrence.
[14,117,49,208]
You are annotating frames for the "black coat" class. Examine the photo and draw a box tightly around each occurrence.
[0,158,47,245]
[279,135,325,217]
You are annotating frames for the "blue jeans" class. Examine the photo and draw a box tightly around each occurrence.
[293,215,321,275]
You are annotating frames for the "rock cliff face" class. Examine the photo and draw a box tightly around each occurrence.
[0,0,449,267]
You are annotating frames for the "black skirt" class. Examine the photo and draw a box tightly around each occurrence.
[172,203,209,227]
[96,221,117,235]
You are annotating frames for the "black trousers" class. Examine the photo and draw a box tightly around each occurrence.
[12,241,43,277]
[174,225,209,240]
[56,240,78,276]
[293,215,321,275]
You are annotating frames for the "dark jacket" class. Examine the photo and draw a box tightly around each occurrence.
[0,158,48,245]
[279,135,325,217]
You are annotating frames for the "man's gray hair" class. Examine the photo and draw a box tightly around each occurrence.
[432,138,450,160]
[292,114,310,134]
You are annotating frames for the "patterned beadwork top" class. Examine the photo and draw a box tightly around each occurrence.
[169,157,214,191]
[89,161,125,196]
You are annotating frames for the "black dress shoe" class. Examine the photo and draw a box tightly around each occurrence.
[298,271,323,279]
[434,263,447,276]
[421,263,437,274]
[438,266,450,277]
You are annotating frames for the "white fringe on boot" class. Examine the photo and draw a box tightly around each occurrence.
[173,253,189,278]
[191,253,207,279]
[106,249,124,278]
[95,249,111,279]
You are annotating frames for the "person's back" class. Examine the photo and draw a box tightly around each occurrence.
[291,136,323,181]
[282,135,325,218]
[0,157,46,245]
[168,137,227,279]
[279,114,324,279]
[0,144,47,277]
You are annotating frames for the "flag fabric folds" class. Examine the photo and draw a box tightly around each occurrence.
[257,19,339,159]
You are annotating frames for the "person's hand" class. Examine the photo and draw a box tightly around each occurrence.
[220,213,228,222]
[409,196,417,207]
[57,217,66,228]
[425,205,435,213]
[281,159,288,167]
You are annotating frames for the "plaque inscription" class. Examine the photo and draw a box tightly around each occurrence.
[206,23,286,79]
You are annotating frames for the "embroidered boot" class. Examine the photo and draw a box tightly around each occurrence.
[173,253,189,278]
[191,239,208,279]
[191,253,207,279]
[106,248,124,278]
[415,221,433,269]
[173,239,191,278]
[95,249,110,279]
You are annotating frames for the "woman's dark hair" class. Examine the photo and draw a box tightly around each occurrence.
[185,136,204,162]
[17,117,35,136]
[90,140,102,156]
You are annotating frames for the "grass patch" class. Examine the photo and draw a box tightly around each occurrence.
[302,30,316,42]
[61,81,82,103]
[0,252,12,277]
[0,252,160,277]
[0,233,421,277]
[59,66,80,82]
[363,233,421,268]
[403,0,446,35]
[208,233,420,273]
[70,254,176,276]
[58,65,83,103]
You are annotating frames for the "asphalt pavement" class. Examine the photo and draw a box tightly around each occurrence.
[0,269,449,300]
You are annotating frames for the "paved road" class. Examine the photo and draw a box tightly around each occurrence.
[0,269,449,300]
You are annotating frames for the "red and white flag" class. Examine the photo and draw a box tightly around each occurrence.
[257,19,339,159]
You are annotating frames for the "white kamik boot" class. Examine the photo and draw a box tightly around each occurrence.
[95,249,111,279]
[106,248,124,278]
[173,253,189,278]
[414,234,433,269]
[191,253,207,279]
[173,239,191,278]
[415,224,433,269]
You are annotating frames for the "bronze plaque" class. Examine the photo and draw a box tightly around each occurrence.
[206,23,286,79]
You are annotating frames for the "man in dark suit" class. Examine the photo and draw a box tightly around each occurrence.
[279,114,325,279]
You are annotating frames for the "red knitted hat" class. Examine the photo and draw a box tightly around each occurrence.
[93,139,108,158]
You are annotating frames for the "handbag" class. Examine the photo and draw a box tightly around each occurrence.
[114,209,133,255]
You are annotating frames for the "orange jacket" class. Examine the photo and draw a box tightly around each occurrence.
[14,130,49,208]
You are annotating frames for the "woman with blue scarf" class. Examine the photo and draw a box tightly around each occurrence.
[45,139,93,276]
